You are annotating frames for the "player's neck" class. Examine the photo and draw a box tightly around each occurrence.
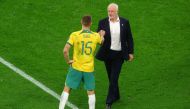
[82,26,91,31]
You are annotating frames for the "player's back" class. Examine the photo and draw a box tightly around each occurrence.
[67,30,101,72]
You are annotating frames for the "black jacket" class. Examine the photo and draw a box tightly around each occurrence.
[96,17,134,61]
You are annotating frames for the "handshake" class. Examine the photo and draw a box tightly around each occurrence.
[98,30,106,37]
[98,30,105,43]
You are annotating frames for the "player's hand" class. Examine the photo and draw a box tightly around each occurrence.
[67,60,74,65]
[128,54,134,61]
[99,30,105,37]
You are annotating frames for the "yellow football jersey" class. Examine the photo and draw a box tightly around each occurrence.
[67,30,102,72]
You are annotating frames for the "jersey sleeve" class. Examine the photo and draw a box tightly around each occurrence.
[67,33,74,46]
[96,33,102,44]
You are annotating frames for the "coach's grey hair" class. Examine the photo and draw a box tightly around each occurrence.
[108,3,119,11]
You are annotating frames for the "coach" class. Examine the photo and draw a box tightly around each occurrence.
[96,3,134,109]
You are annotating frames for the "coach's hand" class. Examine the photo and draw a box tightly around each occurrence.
[128,54,134,61]
[99,30,105,37]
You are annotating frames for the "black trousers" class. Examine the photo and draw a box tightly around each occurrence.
[104,50,124,105]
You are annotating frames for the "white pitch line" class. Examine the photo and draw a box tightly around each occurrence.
[0,56,78,109]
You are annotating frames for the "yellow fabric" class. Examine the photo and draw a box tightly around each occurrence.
[67,30,101,72]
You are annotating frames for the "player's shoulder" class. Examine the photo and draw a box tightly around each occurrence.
[91,31,99,36]
[70,30,82,36]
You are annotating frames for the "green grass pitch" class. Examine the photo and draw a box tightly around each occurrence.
[0,0,190,109]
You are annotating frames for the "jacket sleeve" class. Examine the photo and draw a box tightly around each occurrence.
[126,20,134,54]
[97,20,104,32]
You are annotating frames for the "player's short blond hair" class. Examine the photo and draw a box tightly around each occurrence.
[81,15,92,27]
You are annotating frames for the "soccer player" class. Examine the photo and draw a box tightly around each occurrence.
[59,15,105,109]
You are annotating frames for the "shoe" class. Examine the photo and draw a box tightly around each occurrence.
[106,104,111,109]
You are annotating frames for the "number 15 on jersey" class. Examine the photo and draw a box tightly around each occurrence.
[81,41,92,55]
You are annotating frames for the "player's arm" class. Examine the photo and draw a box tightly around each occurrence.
[99,30,105,44]
[63,43,73,65]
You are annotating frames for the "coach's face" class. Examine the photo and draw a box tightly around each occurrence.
[108,6,118,20]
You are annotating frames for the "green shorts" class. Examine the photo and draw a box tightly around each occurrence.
[65,67,95,90]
